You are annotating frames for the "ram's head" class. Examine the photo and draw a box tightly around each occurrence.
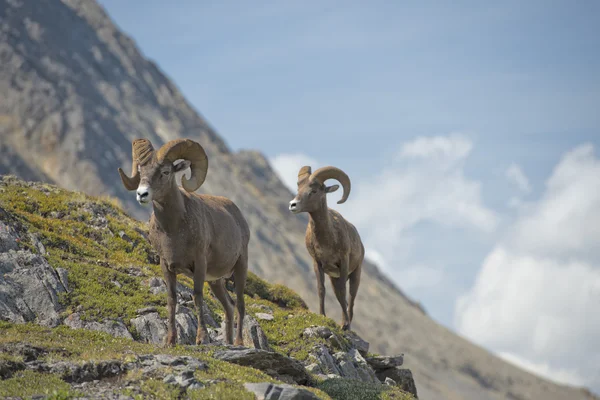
[118,138,208,205]
[289,166,351,214]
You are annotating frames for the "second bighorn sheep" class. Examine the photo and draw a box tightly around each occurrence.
[118,138,250,346]
[289,166,364,331]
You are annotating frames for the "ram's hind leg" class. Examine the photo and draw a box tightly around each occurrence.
[232,253,248,346]
[209,279,235,345]
[348,263,362,328]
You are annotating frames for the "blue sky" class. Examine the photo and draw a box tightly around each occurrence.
[99,0,600,391]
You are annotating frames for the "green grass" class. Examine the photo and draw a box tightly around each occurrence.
[317,378,414,400]
[0,322,333,399]
[127,378,181,400]
[244,271,308,309]
[0,370,80,399]
[188,382,256,400]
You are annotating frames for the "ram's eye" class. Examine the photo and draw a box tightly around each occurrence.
[309,190,317,195]
[162,170,170,176]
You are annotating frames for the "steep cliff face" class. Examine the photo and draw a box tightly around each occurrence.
[0,1,596,399]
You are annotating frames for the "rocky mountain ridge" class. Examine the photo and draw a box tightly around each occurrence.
[0,1,597,399]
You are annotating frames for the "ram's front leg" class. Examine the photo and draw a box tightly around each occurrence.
[193,255,210,345]
[161,259,178,347]
[331,255,351,331]
[313,260,326,316]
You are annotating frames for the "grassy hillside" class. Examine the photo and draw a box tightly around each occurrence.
[0,175,414,400]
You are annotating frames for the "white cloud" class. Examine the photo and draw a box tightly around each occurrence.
[505,163,531,193]
[348,134,498,237]
[270,153,319,193]
[456,144,600,392]
[399,133,473,165]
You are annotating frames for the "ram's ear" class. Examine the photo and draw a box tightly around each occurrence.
[173,160,191,173]
[326,184,339,193]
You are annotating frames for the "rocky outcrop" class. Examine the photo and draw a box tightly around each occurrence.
[64,312,133,340]
[213,348,312,385]
[302,326,380,384]
[366,354,405,370]
[0,343,209,397]
[376,369,418,398]
[0,217,68,327]
[344,330,369,355]
[365,353,417,397]
[242,314,273,351]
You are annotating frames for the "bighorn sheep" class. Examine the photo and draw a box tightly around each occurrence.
[289,166,364,331]
[118,138,250,347]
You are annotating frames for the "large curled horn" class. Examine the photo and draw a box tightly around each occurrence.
[310,166,351,204]
[118,139,155,191]
[156,139,208,192]
[297,166,312,185]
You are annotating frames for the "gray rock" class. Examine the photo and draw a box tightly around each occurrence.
[56,267,69,292]
[30,360,125,383]
[0,220,19,252]
[163,368,204,390]
[307,345,378,384]
[255,312,274,321]
[333,349,379,383]
[0,359,26,379]
[344,330,369,355]
[334,352,359,380]
[130,312,168,344]
[384,377,396,386]
[130,304,218,345]
[302,326,333,339]
[366,354,404,371]
[307,344,341,376]
[0,343,47,362]
[64,312,133,340]
[244,382,319,400]
[243,314,272,351]
[154,354,185,366]
[0,249,68,327]
[118,231,133,244]
[305,363,322,374]
[376,368,418,397]
[142,276,166,295]
[303,325,344,349]
[28,232,46,255]
[213,348,311,385]
[175,306,202,344]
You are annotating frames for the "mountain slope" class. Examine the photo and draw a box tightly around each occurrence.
[0,1,596,399]
[0,175,416,399]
